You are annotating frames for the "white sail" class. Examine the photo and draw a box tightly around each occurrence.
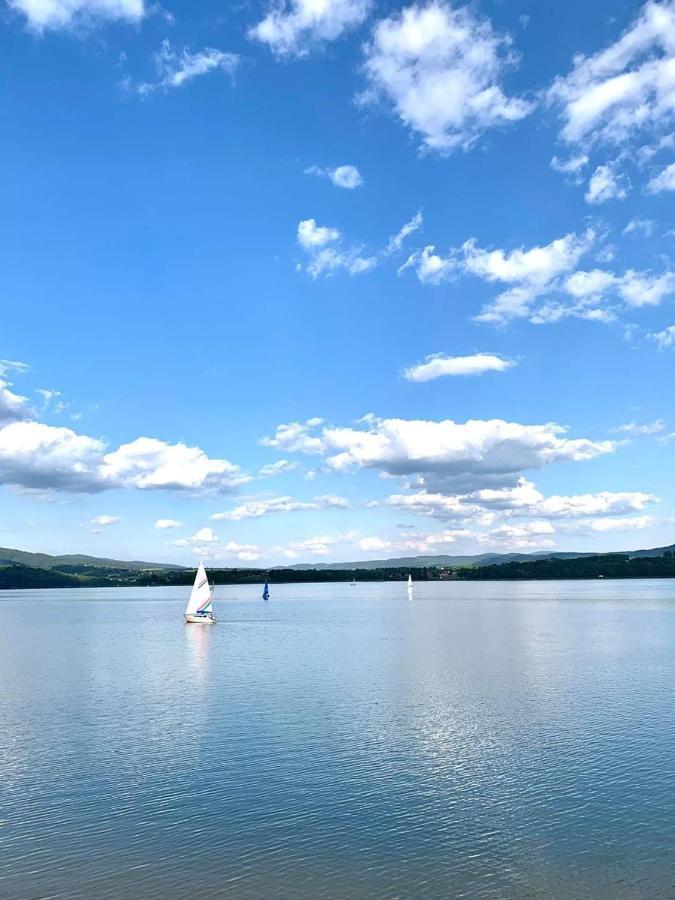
[185,562,213,616]
[408,574,413,588]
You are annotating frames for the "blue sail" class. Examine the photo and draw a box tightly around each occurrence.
[262,581,270,601]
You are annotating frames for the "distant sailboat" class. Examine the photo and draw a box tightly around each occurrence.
[350,572,356,586]
[262,579,270,601]
[407,573,413,599]
[184,561,216,625]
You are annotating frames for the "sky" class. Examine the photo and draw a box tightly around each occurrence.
[0,0,674,567]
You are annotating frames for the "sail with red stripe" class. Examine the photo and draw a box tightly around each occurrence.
[185,561,213,616]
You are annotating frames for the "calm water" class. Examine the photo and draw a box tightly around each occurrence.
[1,580,675,899]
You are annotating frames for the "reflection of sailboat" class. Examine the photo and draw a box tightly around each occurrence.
[185,620,212,685]
[262,579,270,601]
[407,573,413,600]
[184,561,216,624]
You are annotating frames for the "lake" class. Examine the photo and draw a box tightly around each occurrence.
[1,580,674,899]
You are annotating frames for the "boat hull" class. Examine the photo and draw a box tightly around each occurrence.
[184,614,216,625]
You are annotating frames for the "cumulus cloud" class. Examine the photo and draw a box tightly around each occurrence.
[0,421,248,494]
[250,0,371,57]
[276,531,357,558]
[478,521,556,551]
[585,162,629,204]
[155,518,183,529]
[404,225,675,324]
[404,229,595,323]
[0,379,30,424]
[306,164,364,189]
[359,1,532,154]
[130,41,240,96]
[172,528,260,562]
[403,352,515,382]
[8,0,144,31]
[296,218,376,277]
[548,0,675,148]
[647,161,675,192]
[211,494,350,521]
[261,415,615,493]
[382,481,657,522]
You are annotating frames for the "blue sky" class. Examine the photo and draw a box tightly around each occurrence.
[1,0,674,566]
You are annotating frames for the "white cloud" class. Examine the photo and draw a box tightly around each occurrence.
[296,218,376,278]
[0,421,106,491]
[100,437,247,492]
[261,415,615,492]
[297,218,341,250]
[211,494,350,521]
[585,162,629,204]
[562,268,675,311]
[257,459,297,478]
[649,323,675,348]
[403,352,515,382]
[622,218,655,237]
[132,41,240,96]
[172,526,244,560]
[619,270,675,306]
[386,210,423,254]
[550,153,589,179]
[360,1,532,154]
[478,521,556,551]
[8,0,144,31]
[250,0,371,57]
[155,518,183,529]
[357,536,392,552]
[306,164,364,189]
[400,244,456,284]
[90,514,121,526]
[548,0,675,148]
[277,532,356,558]
[0,379,30,424]
[0,359,29,376]
[405,223,672,324]
[611,419,665,435]
[87,514,122,533]
[647,161,675,192]
[0,421,247,494]
[383,481,656,522]
[465,229,595,324]
[587,515,654,532]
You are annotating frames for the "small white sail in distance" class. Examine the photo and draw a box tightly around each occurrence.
[185,561,213,617]
[407,573,413,597]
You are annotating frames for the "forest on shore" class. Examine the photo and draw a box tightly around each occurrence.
[2,551,675,589]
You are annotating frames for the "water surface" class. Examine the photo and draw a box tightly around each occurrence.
[1,580,674,899]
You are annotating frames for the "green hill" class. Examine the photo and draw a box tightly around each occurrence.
[0,546,181,572]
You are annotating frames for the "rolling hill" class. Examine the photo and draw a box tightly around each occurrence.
[0,546,182,572]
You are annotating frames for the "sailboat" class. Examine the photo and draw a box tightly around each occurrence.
[184,561,216,625]
[262,579,270,601]
[350,572,356,586]
[407,573,413,599]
